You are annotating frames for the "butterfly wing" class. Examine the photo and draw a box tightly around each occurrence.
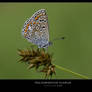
[22,9,49,48]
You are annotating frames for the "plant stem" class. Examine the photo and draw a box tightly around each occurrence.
[54,64,89,79]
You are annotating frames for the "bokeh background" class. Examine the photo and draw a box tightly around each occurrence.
[0,3,92,79]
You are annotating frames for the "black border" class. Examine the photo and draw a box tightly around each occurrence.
[0,0,92,2]
[0,1,91,88]
[0,79,91,88]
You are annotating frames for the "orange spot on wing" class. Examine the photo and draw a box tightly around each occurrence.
[25,23,30,31]
[35,17,38,20]
[37,15,40,18]
[27,24,29,26]
[25,29,27,32]
[33,22,36,24]
[26,24,29,28]
[30,22,32,24]
[35,15,40,20]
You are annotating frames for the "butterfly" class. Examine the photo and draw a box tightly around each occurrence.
[22,9,65,48]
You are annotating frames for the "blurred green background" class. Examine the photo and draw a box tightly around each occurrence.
[0,3,92,79]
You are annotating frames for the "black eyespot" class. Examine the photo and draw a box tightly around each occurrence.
[40,19,44,22]
[44,20,46,22]
[42,26,45,28]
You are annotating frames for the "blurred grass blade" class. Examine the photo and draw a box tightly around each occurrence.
[54,64,89,79]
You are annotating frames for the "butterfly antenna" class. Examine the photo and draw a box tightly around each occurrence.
[52,36,65,42]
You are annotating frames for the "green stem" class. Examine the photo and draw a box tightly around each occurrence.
[54,64,89,79]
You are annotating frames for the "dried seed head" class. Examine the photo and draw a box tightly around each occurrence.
[18,47,56,78]
[40,65,56,78]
